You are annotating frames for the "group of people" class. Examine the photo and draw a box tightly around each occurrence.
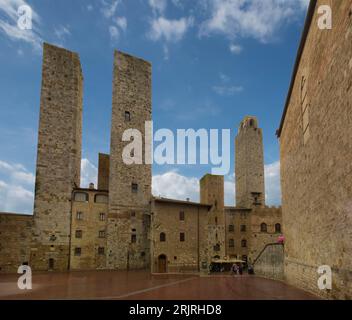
[231,263,243,275]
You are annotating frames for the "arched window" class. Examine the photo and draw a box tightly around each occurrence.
[241,239,247,248]
[125,111,131,121]
[229,239,234,248]
[260,223,267,233]
[160,232,166,242]
[275,223,281,233]
[74,192,89,202]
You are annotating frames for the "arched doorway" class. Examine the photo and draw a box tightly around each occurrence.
[158,254,167,273]
[48,258,54,270]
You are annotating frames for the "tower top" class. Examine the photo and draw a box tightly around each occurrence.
[238,116,259,132]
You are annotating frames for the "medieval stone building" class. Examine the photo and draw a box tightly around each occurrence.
[0,43,282,275]
[277,0,352,299]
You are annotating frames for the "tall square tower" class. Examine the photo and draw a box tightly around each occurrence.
[107,51,152,269]
[31,43,83,271]
[235,116,265,208]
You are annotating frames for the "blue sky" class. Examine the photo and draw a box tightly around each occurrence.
[0,0,309,213]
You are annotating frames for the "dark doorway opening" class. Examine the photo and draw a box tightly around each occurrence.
[158,254,167,273]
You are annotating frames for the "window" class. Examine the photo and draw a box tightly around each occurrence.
[98,247,105,255]
[179,211,185,221]
[74,192,88,202]
[228,224,234,232]
[131,211,136,218]
[99,230,106,238]
[240,225,246,232]
[215,217,218,224]
[275,223,281,233]
[229,239,234,248]
[261,223,267,233]
[125,111,131,121]
[160,232,166,242]
[132,183,138,193]
[74,248,81,256]
[95,194,108,204]
[76,212,83,220]
[99,213,106,221]
[241,239,247,248]
[75,230,82,239]
[213,244,220,252]
[131,234,137,243]
[180,233,185,242]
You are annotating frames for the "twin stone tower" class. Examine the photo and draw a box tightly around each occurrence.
[30,43,267,271]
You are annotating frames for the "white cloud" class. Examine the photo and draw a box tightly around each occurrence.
[0,159,34,214]
[115,16,127,32]
[148,16,193,42]
[200,0,309,42]
[81,158,98,188]
[87,4,93,11]
[264,160,281,206]
[153,171,200,202]
[229,43,242,54]
[109,25,119,40]
[101,0,120,19]
[0,0,42,51]
[212,85,243,96]
[148,0,167,15]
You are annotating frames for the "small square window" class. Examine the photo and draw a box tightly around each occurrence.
[74,248,81,256]
[131,211,136,218]
[99,213,105,221]
[241,225,246,232]
[132,183,138,193]
[180,233,185,242]
[76,212,83,220]
[75,230,82,239]
[98,247,105,255]
[131,234,137,243]
[99,230,106,238]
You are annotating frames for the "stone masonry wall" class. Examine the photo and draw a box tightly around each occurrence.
[70,190,108,270]
[0,213,33,273]
[98,153,110,191]
[107,51,152,270]
[151,199,210,273]
[235,116,265,208]
[200,175,226,261]
[279,0,352,299]
[31,43,83,272]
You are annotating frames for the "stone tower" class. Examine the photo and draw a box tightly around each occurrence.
[200,174,226,260]
[31,43,83,271]
[235,116,265,208]
[107,51,152,270]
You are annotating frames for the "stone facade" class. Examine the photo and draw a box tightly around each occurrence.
[70,189,108,270]
[97,153,110,191]
[151,199,210,273]
[235,116,265,208]
[0,213,32,273]
[107,51,152,270]
[200,175,226,262]
[31,43,83,272]
[277,0,352,299]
